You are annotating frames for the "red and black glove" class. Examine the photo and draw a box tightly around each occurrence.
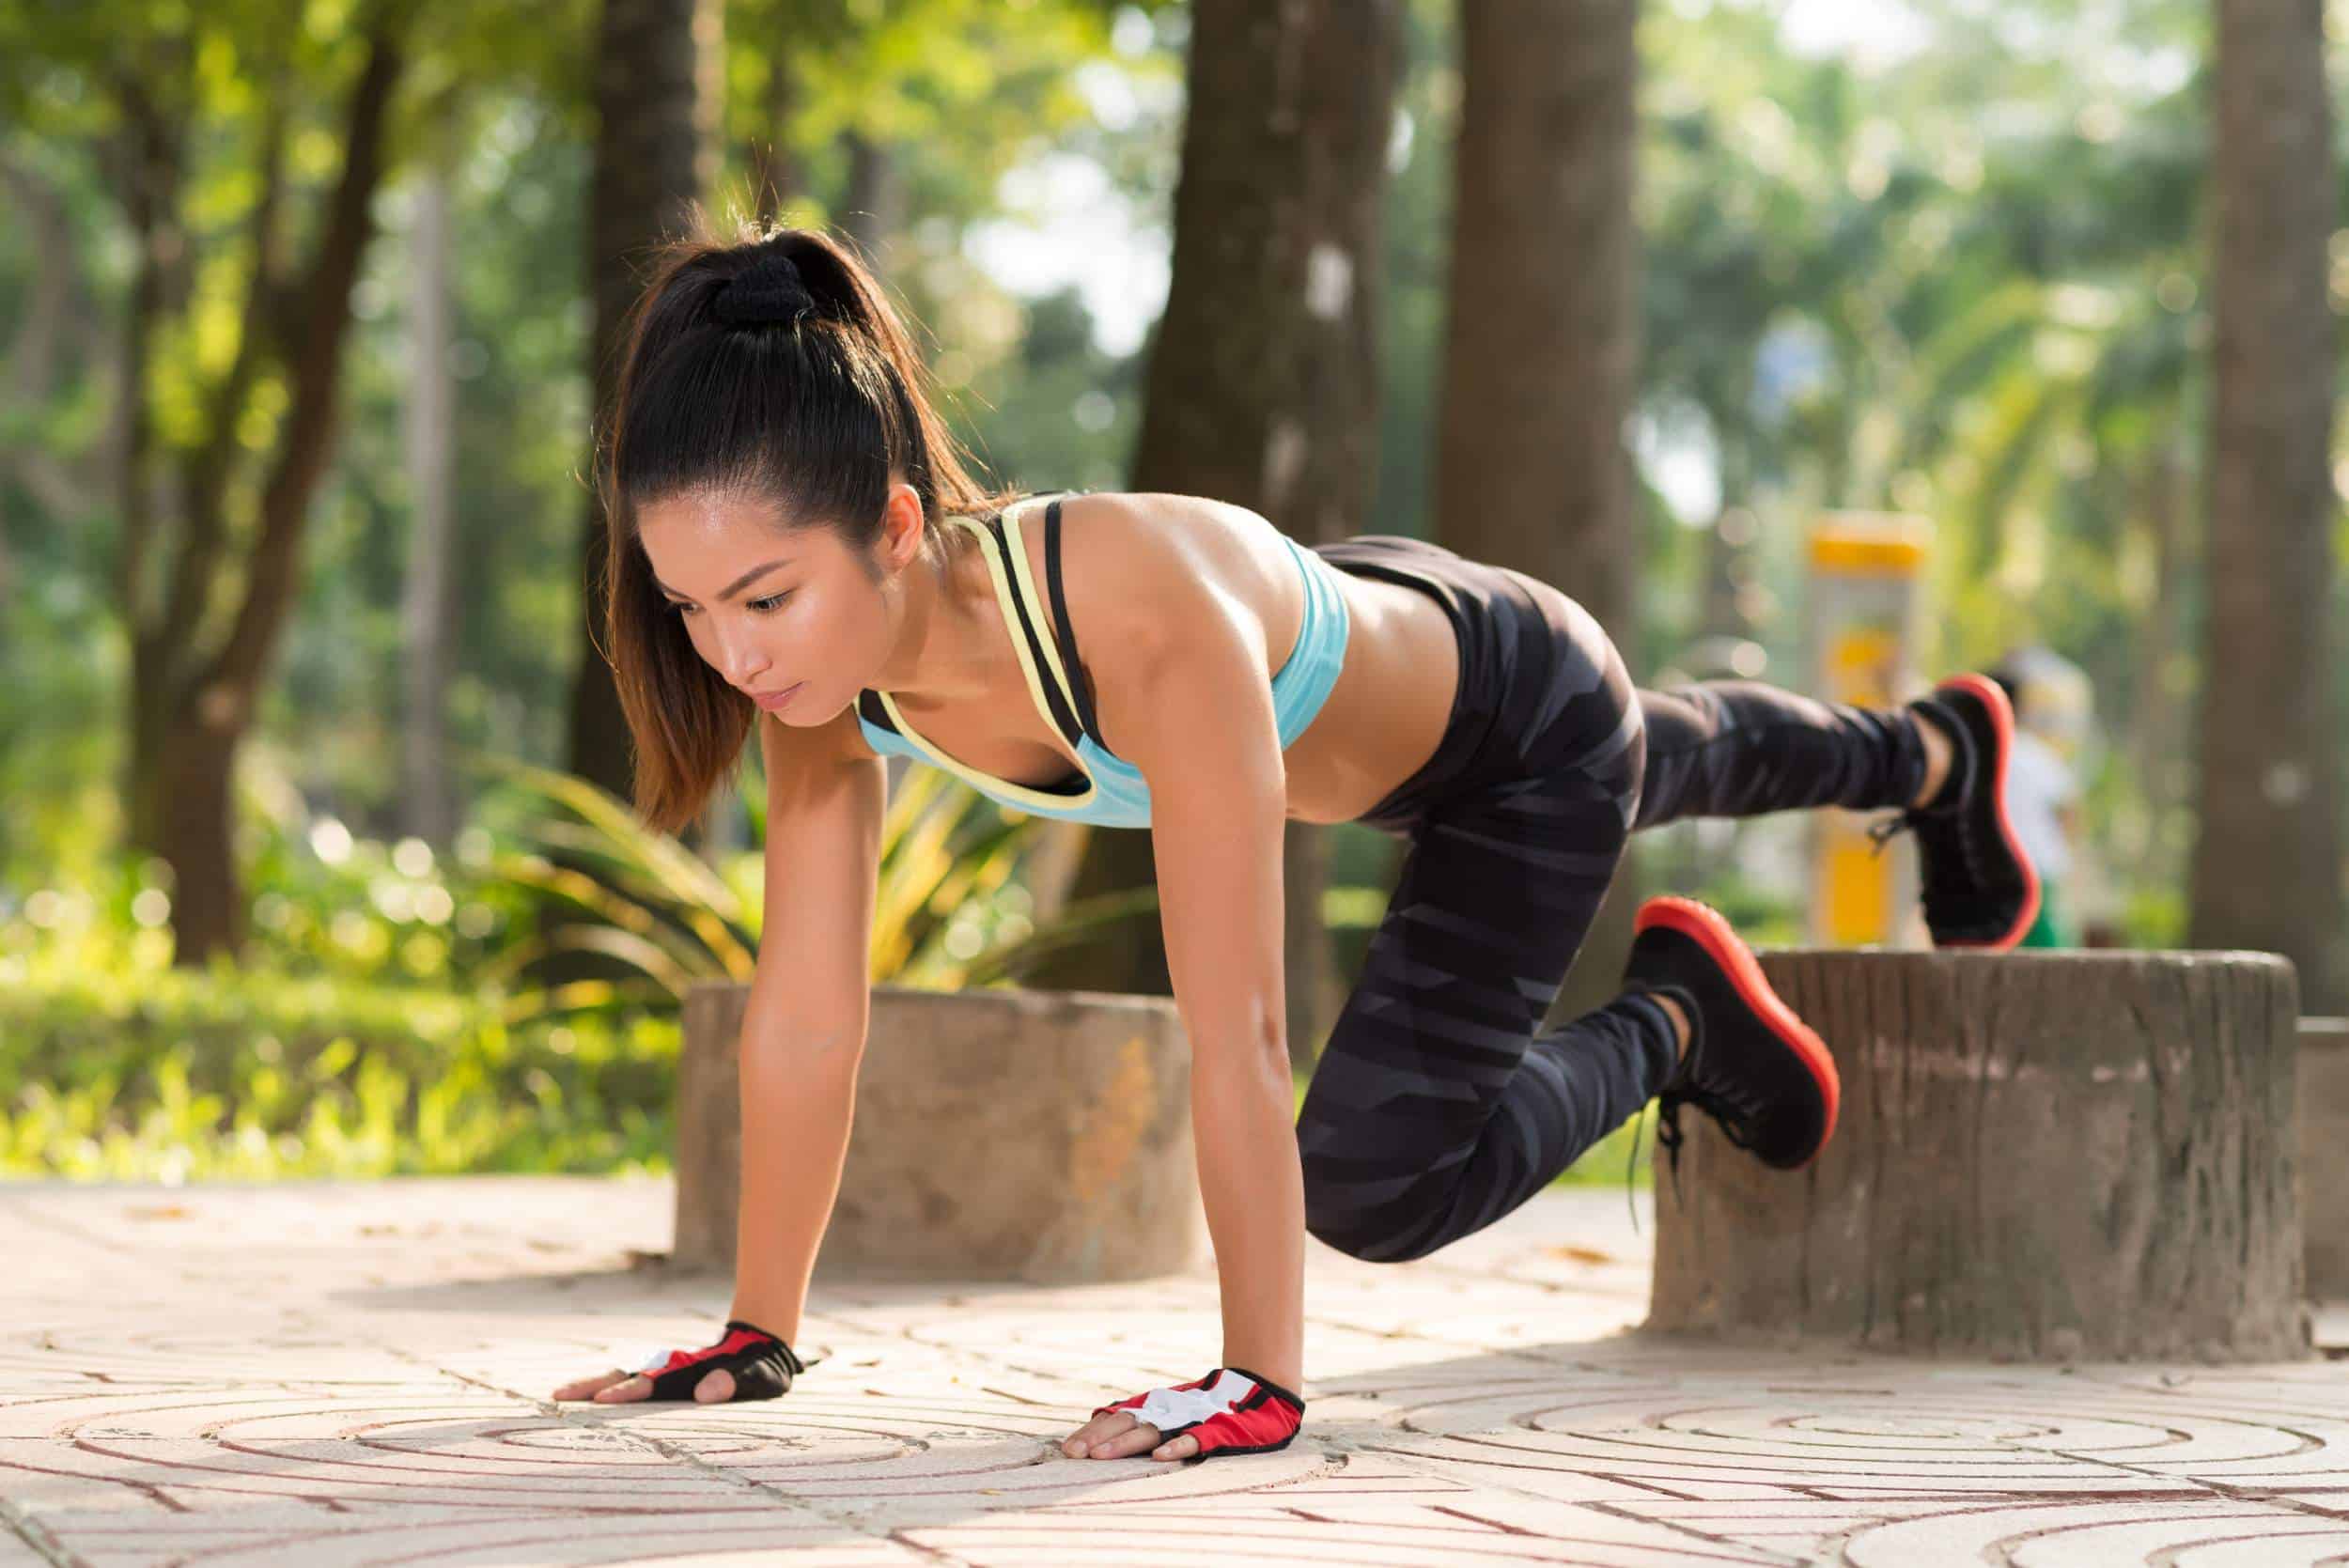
[632,1320,807,1401]
[1092,1367,1305,1461]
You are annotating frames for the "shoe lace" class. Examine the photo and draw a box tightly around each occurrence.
[1865,813,1910,856]
[1868,804,1987,934]
[1625,1103,1657,1234]
[1624,1101,1674,1232]
[1627,1084,1765,1234]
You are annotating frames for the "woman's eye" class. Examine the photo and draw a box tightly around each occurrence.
[666,593,788,616]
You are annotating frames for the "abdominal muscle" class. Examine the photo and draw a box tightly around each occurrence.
[1277,568,1459,823]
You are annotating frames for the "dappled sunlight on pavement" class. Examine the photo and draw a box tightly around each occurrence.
[3,1178,2344,1565]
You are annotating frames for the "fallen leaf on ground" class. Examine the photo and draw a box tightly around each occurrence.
[1546,1244,1616,1265]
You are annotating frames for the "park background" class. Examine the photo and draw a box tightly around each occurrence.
[1,0,2343,1185]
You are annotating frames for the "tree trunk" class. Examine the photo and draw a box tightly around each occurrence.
[151,706,244,958]
[567,0,723,807]
[2126,437,2189,871]
[110,21,408,965]
[840,132,905,271]
[399,163,460,847]
[1029,0,1403,1048]
[2189,0,2346,1013]
[1439,0,1643,1021]
[1649,950,2308,1362]
[0,152,108,526]
[1279,0,1401,1070]
[110,64,190,855]
[745,42,800,226]
[114,113,177,857]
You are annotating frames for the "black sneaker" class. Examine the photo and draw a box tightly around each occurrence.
[1873,673,2043,950]
[1624,896,1839,1175]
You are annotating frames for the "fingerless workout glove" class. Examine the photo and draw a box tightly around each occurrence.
[1092,1366,1305,1460]
[634,1320,806,1401]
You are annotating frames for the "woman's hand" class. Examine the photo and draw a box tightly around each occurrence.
[552,1320,807,1405]
[554,1365,740,1403]
[1060,1367,1304,1464]
[1059,1409,1200,1462]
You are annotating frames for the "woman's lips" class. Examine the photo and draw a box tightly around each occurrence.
[752,682,804,712]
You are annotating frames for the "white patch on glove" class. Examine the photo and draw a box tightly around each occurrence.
[1127,1369,1258,1434]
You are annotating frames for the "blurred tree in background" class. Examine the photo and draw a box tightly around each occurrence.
[1021,0,1405,1080]
[2190,0,2344,1011]
[2,0,2346,1172]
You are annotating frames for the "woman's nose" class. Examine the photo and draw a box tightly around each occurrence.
[717,628,770,687]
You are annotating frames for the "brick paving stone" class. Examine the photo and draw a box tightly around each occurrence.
[36,1504,927,1568]
[2,1177,2344,1567]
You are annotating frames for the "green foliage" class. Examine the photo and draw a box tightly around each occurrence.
[470,753,1160,1005]
[0,748,1169,1175]
[7,0,2345,1189]
[470,755,761,1013]
[0,914,675,1179]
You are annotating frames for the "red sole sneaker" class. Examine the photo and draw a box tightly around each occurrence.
[1636,895,1841,1167]
[1930,673,2044,952]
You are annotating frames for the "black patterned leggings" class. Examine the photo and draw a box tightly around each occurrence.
[1296,537,1928,1264]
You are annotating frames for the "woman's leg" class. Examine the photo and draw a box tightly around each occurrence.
[1296,567,1939,1264]
[1297,629,1676,1265]
[1633,675,2038,947]
[1297,767,1678,1264]
[1631,681,1933,831]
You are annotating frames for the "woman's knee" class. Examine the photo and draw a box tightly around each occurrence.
[1299,1153,1455,1264]
[1302,1204,1445,1265]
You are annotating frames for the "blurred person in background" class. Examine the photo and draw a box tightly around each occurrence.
[1990,647,2092,949]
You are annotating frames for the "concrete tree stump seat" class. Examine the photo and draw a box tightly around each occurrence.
[2301,1016,2349,1297]
[672,983,1208,1282]
[1648,950,2309,1362]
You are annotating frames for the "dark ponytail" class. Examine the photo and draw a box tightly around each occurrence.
[595,210,1019,834]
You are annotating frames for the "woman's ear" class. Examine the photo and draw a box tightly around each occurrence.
[879,484,927,572]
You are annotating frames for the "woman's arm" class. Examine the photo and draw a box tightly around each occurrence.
[729,714,889,1340]
[1186,1001,1308,1394]
[1112,583,1305,1398]
[729,1019,863,1341]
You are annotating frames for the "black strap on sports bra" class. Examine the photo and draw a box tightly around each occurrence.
[1043,497,1109,750]
[855,491,1098,755]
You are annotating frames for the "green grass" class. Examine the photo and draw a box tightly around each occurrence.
[1,933,677,1180]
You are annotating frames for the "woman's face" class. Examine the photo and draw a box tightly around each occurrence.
[634,487,921,725]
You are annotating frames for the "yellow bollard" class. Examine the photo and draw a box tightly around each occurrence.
[1806,515,1931,949]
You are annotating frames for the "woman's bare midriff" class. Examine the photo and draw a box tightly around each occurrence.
[838,492,1463,827]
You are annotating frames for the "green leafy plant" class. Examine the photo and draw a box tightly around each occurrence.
[0,920,677,1178]
[472,754,1159,1017]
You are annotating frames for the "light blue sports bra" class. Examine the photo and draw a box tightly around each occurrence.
[853,491,1352,829]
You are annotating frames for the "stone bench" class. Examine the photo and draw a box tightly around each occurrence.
[1648,950,2309,1362]
[671,983,1208,1283]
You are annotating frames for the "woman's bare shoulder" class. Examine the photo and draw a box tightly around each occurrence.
[1059,490,1265,551]
[1050,490,1278,622]
[1043,492,1297,726]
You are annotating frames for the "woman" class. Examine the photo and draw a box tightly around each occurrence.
[551,222,2039,1465]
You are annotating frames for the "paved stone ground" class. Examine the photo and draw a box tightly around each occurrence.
[5,1177,2346,1567]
